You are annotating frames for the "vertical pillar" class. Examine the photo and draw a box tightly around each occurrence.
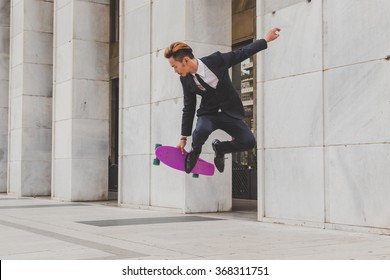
[120,0,232,213]
[8,0,53,196]
[53,0,110,201]
[0,0,10,192]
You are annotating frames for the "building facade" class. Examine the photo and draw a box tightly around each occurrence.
[1,0,390,234]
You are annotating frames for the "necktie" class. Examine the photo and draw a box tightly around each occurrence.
[195,74,214,92]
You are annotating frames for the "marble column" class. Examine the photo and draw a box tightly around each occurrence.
[0,0,10,192]
[52,0,110,201]
[119,0,232,213]
[8,0,53,196]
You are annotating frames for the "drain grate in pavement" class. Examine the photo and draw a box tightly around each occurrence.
[0,204,90,209]
[77,216,224,227]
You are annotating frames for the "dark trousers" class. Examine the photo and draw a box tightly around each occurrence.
[191,112,256,155]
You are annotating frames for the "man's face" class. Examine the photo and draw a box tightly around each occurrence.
[169,57,191,77]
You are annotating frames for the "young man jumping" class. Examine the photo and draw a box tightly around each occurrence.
[164,28,280,173]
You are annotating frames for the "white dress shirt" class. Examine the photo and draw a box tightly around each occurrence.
[192,59,219,91]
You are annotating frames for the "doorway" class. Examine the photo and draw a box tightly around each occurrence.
[108,0,119,199]
[232,0,257,215]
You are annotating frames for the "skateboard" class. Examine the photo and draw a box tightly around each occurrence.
[154,145,215,177]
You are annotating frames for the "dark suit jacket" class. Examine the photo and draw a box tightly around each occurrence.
[180,39,268,136]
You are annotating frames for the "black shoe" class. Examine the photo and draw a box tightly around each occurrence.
[212,140,225,173]
[185,151,200,173]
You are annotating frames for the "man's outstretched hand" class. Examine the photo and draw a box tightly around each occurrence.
[265,28,281,43]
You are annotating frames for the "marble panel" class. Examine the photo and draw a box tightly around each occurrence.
[123,4,150,61]
[264,72,323,148]
[55,42,72,83]
[55,1,73,47]
[11,33,23,67]
[262,0,322,81]
[0,55,9,81]
[184,153,232,213]
[0,134,7,161]
[0,1,10,27]
[122,54,151,108]
[23,31,53,65]
[54,120,72,159]
[0,79,8,105]
[11,0,22,36]
[261,0,306,15]
[151,0,185,51]
[186,0,231,46]
[54,80,72,121]
[324,60,390,145]
[151,50,182,103]
[56,0,72,10]
[71,158,108,201]
[123,0,149,15]
[52,158,72,200]
[0,27,10,53]
[74,1,109,43]
[0,162,6,192]
[10,64,23,93]
[120,154,150,206]
[324,0,390,69]
[9,128,21,161]
[73,39,109,81]
[9,95,22,130]
[21,128,52,161]
[72,119,109,159]
[72,79,109,120]
[0,108,7,134]
[327,144,390,229]
[23,63,53,96]
[122,104,150,155]
[22,96,52,129]
[150,155,185,210]
[0,80,9,107]
[8,161,21,194]
[20,160,51,196]
[24,0,53,33]
[150,98,183,151]
[264,147,324,222]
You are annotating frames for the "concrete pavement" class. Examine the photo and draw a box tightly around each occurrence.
[1,193,390,260]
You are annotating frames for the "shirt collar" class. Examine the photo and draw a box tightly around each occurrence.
[192,59,206,78]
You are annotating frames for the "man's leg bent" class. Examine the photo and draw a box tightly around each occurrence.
[191,115,217,154]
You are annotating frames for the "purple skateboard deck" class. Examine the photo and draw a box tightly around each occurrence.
[155,146,215,176]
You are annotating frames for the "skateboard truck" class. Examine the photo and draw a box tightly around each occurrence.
[153,144,162,166]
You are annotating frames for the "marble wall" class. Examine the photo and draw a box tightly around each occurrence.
[52,0,110,201]
[0,0,10,192]
[119,0,232,212]
[257,0,390,231]
[8,0,53,196]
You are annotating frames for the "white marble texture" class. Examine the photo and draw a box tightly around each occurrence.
[264,71,323,148]
[327,144,390,229]
[120,154,150,206]
[151,0,185,51]
[8,0,53,196]
[261,0,306,15]
[122,54,151,108]
[123,0,149,15]
[52,0,109,201]
[186,0,231,47]
[123,4,150,61]
[324,0,390,69]
[122,104,150,155]
[264,147,325,222]
[261,0,322,81]
[74,1,109,43]
[324,60,390,145]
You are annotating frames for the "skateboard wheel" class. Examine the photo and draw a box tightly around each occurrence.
[192,174,199,178]
[155,143,162,149]
[153,158,160,166]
